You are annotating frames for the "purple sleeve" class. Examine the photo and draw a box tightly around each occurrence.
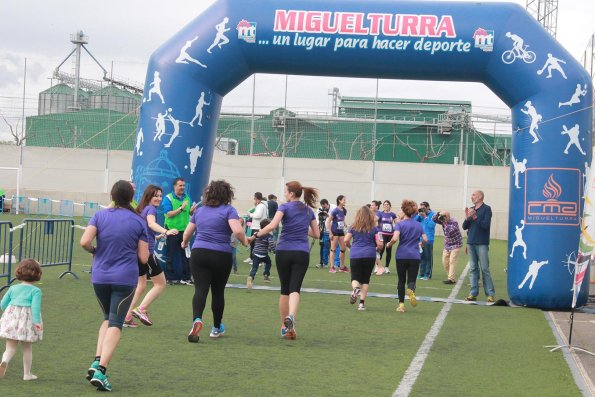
[228,206,240,220]
[190,208,198,225]
[278,202,288,213]
[395,222,402,232]
[310,208,316,221]
[88,212,99,227]
[147,206,157,217]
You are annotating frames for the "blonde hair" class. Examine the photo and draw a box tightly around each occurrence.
[350,206,377,233]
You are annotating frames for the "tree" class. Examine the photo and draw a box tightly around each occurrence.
[0,113,25,145]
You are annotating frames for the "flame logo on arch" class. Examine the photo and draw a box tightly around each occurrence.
[542,174,562,201]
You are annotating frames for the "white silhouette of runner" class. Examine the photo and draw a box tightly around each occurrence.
[537,53,567,79]
[520,101,542,143]
[186,145,204,174]
[559,84,588,108]
[135,128,144,156]
[510,220,527,259]
[207,17,230,53]
[147,71,165,104]
[153,109,169,141]
[511,154,527,189]
[561,124,586,155]
[190,92,211,127]
[164,110,183,148]
[518,260,548,290]
[175,36,207,68]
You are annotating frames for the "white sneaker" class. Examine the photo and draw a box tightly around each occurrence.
[384,268,390,274]
[243,258,252,263]
[358,303,366,311]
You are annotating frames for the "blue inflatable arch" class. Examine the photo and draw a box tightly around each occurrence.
[132,0,593,310]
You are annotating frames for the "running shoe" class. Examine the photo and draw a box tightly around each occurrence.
[349,287,361,304]
[210,326,224,338]
[339,266,350,273]
[397,303,406,313]
[281,326,288,338]
[188,318,203,343]
[123,318,139,328]
[358,303,366,311]
[329,267,337,273]
[443,279,456,285]
[131,307,153,326]
[383,268,390,274]
[86,360,100,381]
[464,295,477,302]
[487,296,495,303]
[246,276,253,289]
[283,315,297,340]
[263,275,271,283]
[90,371,112,392]
[406,288,417,307]
[243,258,252,263]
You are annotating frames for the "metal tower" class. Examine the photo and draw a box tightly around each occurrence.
[526,0,559,38]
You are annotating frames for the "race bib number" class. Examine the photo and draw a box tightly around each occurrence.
[337,221,344,230]
[382,223,392,233]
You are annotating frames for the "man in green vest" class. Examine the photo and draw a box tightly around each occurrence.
[162,178,197,285]
[0,187,5,213]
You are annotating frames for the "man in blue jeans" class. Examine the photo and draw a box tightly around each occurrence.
[415,201,436,280]
[462,190,495,302]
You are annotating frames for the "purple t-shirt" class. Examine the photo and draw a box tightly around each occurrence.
[330,207,346,234]
[348,227,378,259]
[394,218,424,260]
[140,205,158,254]
[190,204,240,253]
[89,208,148,286]
[378,211,397,235]
[276,201,316,253]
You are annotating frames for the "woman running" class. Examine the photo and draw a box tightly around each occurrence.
[182,180,248,343]
[80,180,149,392]
[387,200,427,313]
[378,200,398,275]
[255,181,319,340]
[327,195,348,273]
[344,206,383,311]
[124,185,177,328]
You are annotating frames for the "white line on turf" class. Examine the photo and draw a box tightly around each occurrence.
[392,262,471,397]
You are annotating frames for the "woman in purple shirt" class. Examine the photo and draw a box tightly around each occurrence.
[182,180,248,343]
[124,185,179,328]
[344,206,383,311]
[387,200,427,313]
[326,195,348,273]
[378,200,398,274]
[80,180,149,392]
[255,181,320,340]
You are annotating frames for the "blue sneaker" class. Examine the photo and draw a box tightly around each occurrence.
[283,315,296,340]
[90,371,112,392]
[86,360,100,381]
[210,323,225,338]
[188,318,203,343]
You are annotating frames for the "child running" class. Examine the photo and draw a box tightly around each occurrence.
[387,200,427,313]
[124,184,177,327]
[255,181,319,339]
[0,259,43,381]
[344,207,383,311]
[247,219,276,289]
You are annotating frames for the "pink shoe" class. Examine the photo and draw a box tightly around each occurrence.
[329,267,337,273]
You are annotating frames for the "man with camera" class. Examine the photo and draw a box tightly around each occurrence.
[316,199,331,268]
[432,211,463,285]
[414,201,436,280]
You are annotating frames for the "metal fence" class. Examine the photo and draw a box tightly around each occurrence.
[0,221,14,293]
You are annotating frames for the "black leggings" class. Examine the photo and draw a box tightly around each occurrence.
[93,284,136,330]
[276,250,309,295]
[379,234,393,268]
[396,258,420,303]
[350,257,375,285]
[190,248,232,328]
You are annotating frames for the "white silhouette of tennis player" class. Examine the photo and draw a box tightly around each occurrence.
[561,124,586,155]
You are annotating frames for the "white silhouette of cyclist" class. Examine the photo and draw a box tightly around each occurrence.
[537,53,567,79]
[520,101,542,143]
[511,154,527,189]
[561,124,586,155]
[207,17,230,53]
[175,36,207,68]
[190,92,211,127]
[502,32,535,64]
[559,84,588,108]
[510,220,527,259]
[518,260,548,290]
[147,71,165,104]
